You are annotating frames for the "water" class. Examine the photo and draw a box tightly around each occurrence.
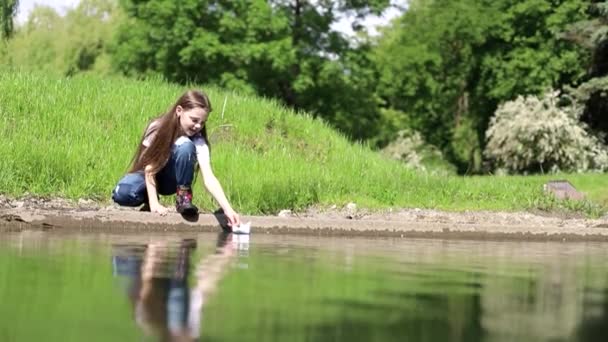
[0,231,607,342]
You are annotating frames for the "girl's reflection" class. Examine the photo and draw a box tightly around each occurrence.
[112,232,241,341]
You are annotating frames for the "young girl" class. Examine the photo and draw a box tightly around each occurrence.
[112,90,240,227]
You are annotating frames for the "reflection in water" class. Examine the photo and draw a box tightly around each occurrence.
[111,233,247,341]
[577,288,608,342]
[2,233,608,342]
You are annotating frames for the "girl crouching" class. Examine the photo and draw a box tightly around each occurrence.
[112,90,240,227]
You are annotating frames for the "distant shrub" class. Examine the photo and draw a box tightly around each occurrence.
[484,91,608,173]
[381,130,456,174]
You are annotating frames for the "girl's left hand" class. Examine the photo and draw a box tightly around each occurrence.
[224,208,241,227]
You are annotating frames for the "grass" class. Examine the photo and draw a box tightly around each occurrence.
[0,69,606,216]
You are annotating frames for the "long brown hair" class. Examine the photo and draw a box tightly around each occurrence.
[129,90,212,174]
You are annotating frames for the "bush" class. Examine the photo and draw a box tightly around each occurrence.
[484,91,608,173]
[381,130,456,174]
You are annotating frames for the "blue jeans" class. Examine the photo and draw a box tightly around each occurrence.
[112,139,196,206]
[167,278,189,334]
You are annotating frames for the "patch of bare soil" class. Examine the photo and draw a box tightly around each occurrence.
[1,195,607,240]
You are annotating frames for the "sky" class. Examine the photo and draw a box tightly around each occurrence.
[16,0,407,36]
[16,0,80,23]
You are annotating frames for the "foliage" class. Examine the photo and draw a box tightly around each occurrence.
[0,0,18,39]
[0,0,121,75]
[112,0,390,140]
[484,91,608,173]
[5,70,607,214]
[372,0,590,172]
[564,0,608,142]
[567,75,608,140]
[1,0,604,178]
[381,129,456,174]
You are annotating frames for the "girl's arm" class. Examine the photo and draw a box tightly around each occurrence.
[201,168,233,212]
[197,145,240,226]
[200,167,240,226]
[144,165,168,215]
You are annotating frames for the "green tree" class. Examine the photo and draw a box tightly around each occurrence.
[2,0,121,75]
[2,5,64,72]
[112,0,390,139]
[373,0,589,172]
[0,0,18,40]
[565,0,608,142]
[473,0,590,147]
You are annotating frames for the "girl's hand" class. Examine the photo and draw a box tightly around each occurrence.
[224,208,241,227]
[151,204,169,216]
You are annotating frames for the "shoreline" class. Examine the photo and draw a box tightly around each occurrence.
[2,204,608,242]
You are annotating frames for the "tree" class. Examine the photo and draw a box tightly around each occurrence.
[112,0,391,139]
[372,0,590,172]
[373,0,495,156]
[1,0,121,75]
[63,0,122,75]
[564,0,608,143]
[1,5,63,72]
[0,0,18,40]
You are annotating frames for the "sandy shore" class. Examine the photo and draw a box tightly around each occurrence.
[1,199,608,241]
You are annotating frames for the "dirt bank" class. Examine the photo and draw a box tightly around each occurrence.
[1,196,607,241]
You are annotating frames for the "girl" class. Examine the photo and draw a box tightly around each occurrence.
[112,90,240,227]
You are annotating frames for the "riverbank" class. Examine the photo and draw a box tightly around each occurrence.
[2,70,607,216]
[2,198,607,241]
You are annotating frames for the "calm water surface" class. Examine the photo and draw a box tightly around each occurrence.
[0,230,607,342]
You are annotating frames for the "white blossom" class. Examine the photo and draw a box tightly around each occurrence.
[484,91,608,173]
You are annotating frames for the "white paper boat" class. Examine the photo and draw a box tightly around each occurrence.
[232,221,251,235]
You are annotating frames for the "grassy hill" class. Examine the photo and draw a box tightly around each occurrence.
[0,70,606,215]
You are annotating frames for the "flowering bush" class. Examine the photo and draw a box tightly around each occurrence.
[484,91,608,173]
[382,130,456,174]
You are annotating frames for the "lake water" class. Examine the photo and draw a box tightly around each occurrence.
[0,231,607,342]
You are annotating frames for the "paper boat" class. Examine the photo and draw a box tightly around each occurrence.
[232,221,251,235]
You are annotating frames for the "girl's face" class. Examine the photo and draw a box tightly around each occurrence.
[176,106,209,136]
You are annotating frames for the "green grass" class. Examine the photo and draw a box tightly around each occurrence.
[0,69,606,216]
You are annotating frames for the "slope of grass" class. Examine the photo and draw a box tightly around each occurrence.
[0,69,605,215]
